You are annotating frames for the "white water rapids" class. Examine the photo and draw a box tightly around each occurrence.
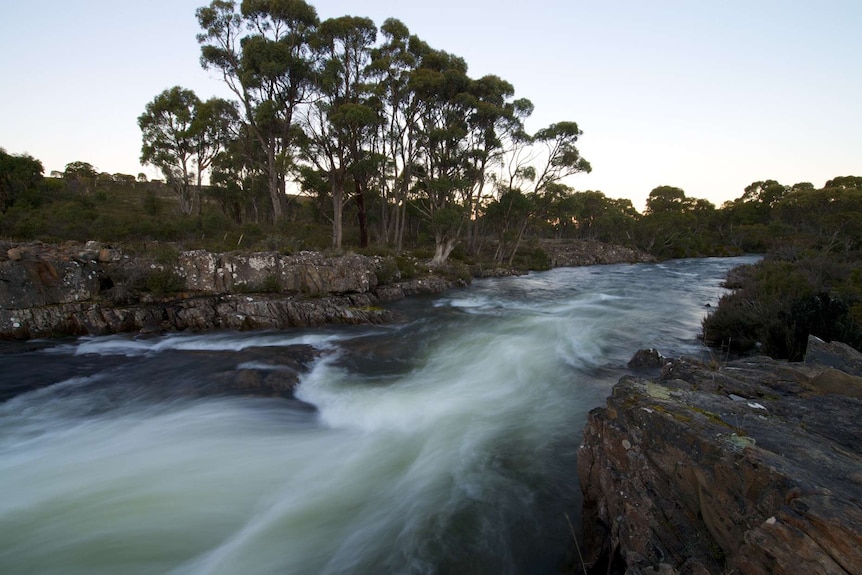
[0,256,759,574]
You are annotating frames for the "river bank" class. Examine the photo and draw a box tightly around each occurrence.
[0,239,653,340]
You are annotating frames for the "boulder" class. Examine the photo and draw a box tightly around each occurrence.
[628,348,666,369]
[579,351,862,574]
[804,335,862,377]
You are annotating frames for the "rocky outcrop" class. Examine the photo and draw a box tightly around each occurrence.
[540,239,655,267]
[0,242,452,339]
[176,250,379,295]
[578,339,862,574]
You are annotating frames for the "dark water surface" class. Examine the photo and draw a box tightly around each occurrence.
[0,256,759,574]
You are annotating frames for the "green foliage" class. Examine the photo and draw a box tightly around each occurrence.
[149,244,181,265]
[703,255,862,360]
[144,269,186,297]
[0,149,44,212]
[375,257,401,284]
[368,254,420,285]
[512,244,552,271]
[438,260,472,284]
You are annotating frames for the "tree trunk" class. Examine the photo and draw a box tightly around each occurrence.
[507,217,531,266]
[430,235,456,267]
[267,150,283,222]
[354,179,368,248]
[332,183,344,249]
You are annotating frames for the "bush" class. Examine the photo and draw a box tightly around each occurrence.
[143,269,185,297]
[703,254,862,360]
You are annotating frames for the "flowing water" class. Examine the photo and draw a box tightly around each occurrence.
[0,256,759,574]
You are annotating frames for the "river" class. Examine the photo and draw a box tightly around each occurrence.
[0,256,759,574]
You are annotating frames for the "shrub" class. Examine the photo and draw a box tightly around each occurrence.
[703,254,862,360]
[144,269,185,297]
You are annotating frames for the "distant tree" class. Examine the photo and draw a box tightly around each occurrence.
[824,175,862,190]
[137,172,148,183]
[139,87,235,216]
[63,161,98,180]
[60,161,97,194]
[790,181,814,193]
[112,173,137,185]
[139,86,200,215]
[0,148,44,211]
[645,185,690,215]
[97,172,114,186]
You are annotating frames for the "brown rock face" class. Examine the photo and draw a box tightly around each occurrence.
[578,349,862,575]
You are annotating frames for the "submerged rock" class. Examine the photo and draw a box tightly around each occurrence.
[578,340,862,574]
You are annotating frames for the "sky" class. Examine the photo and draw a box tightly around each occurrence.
[1,0,860,211]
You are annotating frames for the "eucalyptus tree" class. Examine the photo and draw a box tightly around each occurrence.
[302,15,379,249]
[138,87,200,214]
[196,0,319,222]
[139,87,235,215]
[457,74,528,256]
[489,121,591,262]
[190,97,239,214]
[407,46,524,265]
[210,125,269,223]
[367,18,425,250]
[0,149,43,212]
[409,47,475,266]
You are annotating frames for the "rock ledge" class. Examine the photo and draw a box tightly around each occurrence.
[579,338,862,574]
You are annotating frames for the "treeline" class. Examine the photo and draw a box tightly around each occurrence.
[4,146,862,360]
[2,144,861,263]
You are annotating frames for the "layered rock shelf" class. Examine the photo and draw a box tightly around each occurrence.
[0,242,454,339]
[579,337,862,574]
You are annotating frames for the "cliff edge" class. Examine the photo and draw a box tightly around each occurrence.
[578,336,862,574]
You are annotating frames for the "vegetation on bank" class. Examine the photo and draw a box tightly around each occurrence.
[702,176,862,360]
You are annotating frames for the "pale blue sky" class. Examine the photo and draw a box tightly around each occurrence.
[1,0,860,210]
